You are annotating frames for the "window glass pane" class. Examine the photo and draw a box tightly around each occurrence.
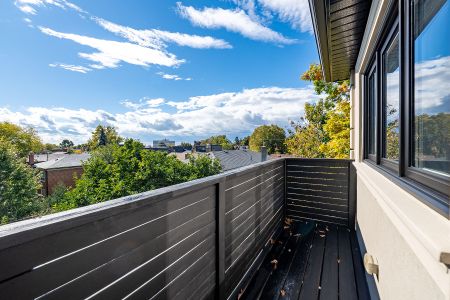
[383,33,400,160]
[413,0,450,176]
[368,71,377,155]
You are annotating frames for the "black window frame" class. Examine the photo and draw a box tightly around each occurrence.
[363,0,449,218]
[380,21,400,173]
[364,60,378,163]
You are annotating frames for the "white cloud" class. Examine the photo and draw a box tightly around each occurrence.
[386,56,450,111]
[0,86,318,144]
[4,55,448,144]
[121,97,166,110]
[157,72,192,81]
[40,27,184,69]
[49,63,91,73]
[176,2,297,44]
[257,0,313,33]
[15,0,86,15]
[94,18,232,50]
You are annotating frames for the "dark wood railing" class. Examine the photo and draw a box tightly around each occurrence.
[285,158,356,228]
[0,158,355,299]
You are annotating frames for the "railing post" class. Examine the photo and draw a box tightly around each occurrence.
[348,162,357,230]
[216,179,226,300]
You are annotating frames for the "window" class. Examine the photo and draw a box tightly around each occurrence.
[412,0,450,178]
[367,64,377,159]
[364,0,449,215]
[382,32,400,162]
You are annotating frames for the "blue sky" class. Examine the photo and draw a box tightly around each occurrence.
[1,0,319,144]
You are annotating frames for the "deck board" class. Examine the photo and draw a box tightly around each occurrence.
[241,220,370,300]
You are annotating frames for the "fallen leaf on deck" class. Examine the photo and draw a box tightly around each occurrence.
[237,288,244,299]
[271,259,278,269]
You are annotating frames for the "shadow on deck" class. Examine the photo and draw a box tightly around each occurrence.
[240,220,370,300]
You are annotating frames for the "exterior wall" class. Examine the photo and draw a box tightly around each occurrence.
[351,1,450,299]
[45,167,83,195]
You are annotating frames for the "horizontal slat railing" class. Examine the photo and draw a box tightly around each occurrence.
[222,160,285,298]
[0,159,285,300]
[285,158,356,228]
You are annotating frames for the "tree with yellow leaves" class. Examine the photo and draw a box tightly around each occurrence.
[286,64,350,158]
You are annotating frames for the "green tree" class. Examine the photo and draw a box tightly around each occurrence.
[287,64,350,158]
[385,105,400,160]
[180,142,192,149]
[201,135,233,150]
[249,125,286,154]
[60,139,74,149]
[98,127,107,147]
[44,143,59,151]
[0,122,43,157]
[0,139,43,224]
[87,125,123,150]
[58,139,221,209]
[241,136,250,146]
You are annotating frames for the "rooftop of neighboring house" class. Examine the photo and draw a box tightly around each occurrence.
[209,149,265,172]
[27,151,67,164]
[34,153,91,170]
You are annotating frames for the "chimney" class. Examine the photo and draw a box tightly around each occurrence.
[28,152,35,165]
[261,146,267,162]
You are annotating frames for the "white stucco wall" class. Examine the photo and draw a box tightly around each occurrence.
[351,1,450,299]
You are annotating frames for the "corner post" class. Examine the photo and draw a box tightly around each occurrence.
[348,161,357,230]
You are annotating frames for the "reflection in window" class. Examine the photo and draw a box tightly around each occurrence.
[368,71,377,155]
[383,33,400,160]
[413,0,450,176]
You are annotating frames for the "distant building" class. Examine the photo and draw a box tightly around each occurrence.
[195,145,207,152]
[34,153,91,196]
[194,144,222,153]
[153,139,175,148]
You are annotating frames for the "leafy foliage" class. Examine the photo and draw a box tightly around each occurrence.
[201,135,233,150]
[55,139,221,209]
[249,125,286,154]
[241,136,250,146]
[180,142,193,148]
[287,64,350,158]
[0,139,43,224]
[87,125,123,150]
[415,113,450,159]
[385,105,400,160]
[44,143,59,151]
[0,122,43,158]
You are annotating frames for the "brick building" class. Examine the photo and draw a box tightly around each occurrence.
[34,153,90,196]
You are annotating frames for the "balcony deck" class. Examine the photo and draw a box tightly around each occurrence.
[241,220,370,300]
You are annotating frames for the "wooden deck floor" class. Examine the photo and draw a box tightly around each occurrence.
[240,220,370,300]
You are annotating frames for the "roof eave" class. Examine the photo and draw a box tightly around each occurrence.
[309,0,332,82]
